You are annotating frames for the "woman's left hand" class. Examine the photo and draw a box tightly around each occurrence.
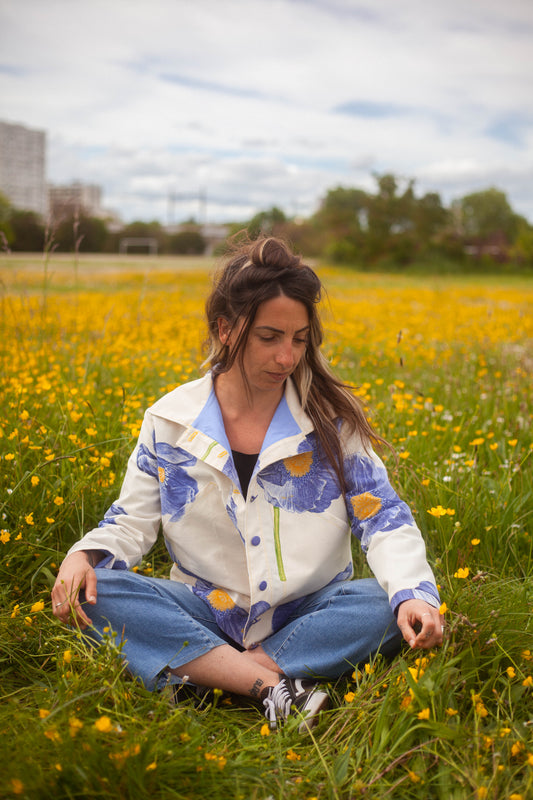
[396,599,444,650]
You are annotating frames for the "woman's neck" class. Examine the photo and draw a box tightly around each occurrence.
[214,371,284,454]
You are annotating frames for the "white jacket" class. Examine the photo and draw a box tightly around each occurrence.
[68,373,439,646]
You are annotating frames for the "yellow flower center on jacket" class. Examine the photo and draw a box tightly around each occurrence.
[207,589,236,611]
[158,467,165,483]
[284,451,313,477]
[351,492,382,520]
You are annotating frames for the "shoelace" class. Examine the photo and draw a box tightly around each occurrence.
[263,682,294,726]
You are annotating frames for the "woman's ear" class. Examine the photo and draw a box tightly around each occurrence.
[217,317,230,344]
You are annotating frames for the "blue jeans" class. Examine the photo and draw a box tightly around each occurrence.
[82,570,402,690]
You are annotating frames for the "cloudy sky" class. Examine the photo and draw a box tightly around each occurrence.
[1,0,532,225]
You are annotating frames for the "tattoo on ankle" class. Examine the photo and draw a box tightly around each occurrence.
[249,678,264,698]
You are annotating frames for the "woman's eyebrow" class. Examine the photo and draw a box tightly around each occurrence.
[255,325,310,334]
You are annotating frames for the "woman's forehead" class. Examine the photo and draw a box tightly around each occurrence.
[253,295,309,327]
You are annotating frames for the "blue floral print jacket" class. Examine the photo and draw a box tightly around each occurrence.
[67,373,440,647]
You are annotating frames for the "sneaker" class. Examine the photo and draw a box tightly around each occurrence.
[261,677,329,732]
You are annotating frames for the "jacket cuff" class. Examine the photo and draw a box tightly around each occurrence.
[391,581,440,615]
[93,551,128,570]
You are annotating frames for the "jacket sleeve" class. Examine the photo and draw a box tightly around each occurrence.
[66,411,162,568]
[343,444,440,613]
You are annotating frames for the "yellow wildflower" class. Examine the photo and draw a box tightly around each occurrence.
[344,691,355,703]
[93,715,113,733]
[427,505,447,517]
[475,701,488,718]
[260,723,270,736]
[69,717,84,737]
[30,600,45,613]
[454,567,470,579]
[286,749,301,761]
[417,707,430,720]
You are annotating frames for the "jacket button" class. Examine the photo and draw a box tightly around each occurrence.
[259,581,267,591]
[251,536,261,546]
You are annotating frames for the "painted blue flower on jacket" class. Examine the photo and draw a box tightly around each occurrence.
[344,453,415,549]
[256,436,340,513]
[192,579,270,645]
[98,502,127,526]
[225,495,244,543]
[137,439,198,522]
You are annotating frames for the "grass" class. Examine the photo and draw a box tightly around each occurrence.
[0,253,532,799]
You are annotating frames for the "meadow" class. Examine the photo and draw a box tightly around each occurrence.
[0,252,532,800]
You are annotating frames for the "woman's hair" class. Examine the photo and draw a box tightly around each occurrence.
[204,233,389,489]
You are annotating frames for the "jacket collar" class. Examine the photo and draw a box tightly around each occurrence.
[149,372,315,472]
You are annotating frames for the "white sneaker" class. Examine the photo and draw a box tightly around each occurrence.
[262,677,329,732]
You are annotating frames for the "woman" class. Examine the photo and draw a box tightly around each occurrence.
[52,236,443,732]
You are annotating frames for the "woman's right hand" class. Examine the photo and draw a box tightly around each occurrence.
[51,551,99,629]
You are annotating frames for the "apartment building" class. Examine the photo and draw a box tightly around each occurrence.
[0,120,47,216]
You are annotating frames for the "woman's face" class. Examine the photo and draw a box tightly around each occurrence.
[219,294,310,396]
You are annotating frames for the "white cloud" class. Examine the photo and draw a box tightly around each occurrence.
[1,0,532,223]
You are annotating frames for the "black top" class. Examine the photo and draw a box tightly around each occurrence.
[232,450,259,499]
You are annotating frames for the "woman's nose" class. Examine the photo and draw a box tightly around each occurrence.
[275,341,295,367]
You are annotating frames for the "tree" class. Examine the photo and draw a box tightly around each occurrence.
[414,192,449,241]
[457,188,518,241]
[54,214,109,252]
[312,187,369,263]
[247,207,287,239]
[9,209,45,251]
[0,191,13,247]
[168,229,206,254]
[509,217,533,266]
[365,173,418,264]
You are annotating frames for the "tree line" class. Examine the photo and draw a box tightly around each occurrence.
[1,173,532,271]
